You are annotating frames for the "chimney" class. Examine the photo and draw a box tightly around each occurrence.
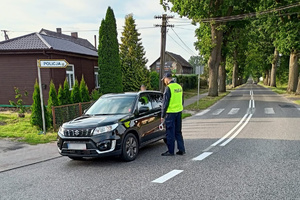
[56,28,62,34]
[71,32,78,38]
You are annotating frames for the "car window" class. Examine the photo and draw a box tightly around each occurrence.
[138,94,152,111]
[86,96,136,115]
[150,93,163,110]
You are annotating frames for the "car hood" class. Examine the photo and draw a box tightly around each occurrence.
[62,114,129,129]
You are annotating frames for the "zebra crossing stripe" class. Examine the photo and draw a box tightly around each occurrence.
[212,109,225,115]
[228,108,240,115]
[196,109,210,116]
[265,108,275,114]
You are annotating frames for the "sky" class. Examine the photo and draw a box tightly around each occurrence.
[0,0,199,66]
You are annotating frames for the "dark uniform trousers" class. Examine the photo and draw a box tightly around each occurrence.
[165,112,185,154]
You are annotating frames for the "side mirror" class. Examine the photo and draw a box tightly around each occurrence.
[139,106,149,113]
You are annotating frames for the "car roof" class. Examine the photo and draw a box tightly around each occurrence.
[101,90,162,98]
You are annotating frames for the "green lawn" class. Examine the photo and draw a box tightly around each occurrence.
[184,92,230,111]
[184,88,208,100]
[182,113,192,119]
[0,112,57,144]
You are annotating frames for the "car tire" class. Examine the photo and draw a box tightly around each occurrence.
[121,133,138,162]
[68,156,84,160]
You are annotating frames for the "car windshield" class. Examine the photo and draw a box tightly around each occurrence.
[86,96,136,115]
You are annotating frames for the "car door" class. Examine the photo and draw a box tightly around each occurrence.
[148,93,165,139]
[135,93,157,144]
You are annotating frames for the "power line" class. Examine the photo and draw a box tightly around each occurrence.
[170,27,197,56]
[199,2,300,22]
[167,32,196,57]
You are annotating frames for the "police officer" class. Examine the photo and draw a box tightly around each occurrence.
[161,73,186,156]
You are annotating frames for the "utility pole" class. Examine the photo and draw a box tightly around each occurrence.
[155,14,174,92]
[1,30,9,40]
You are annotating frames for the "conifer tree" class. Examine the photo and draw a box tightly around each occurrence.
[80,75,90,102]
[47,80,58,124]
[63,78,71,105]
[57,84,64,106]
[71,79,81,103]
[30,80,49,130]
[98,7,123,94]
[120,14,150,92]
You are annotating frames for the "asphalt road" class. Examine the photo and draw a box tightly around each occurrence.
[1,83,300,200]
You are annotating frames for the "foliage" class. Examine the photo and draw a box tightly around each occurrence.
[120,14,150,92]
[0,113,57,144]
[91,89,102,101]
[30,80,49,130]
[47,80,58,124]
[150,71,159,91]
[80,75,90,102]
[57,84,64,106]
[98,7,123,94]
[63,78,71,105]
[188,55,206,74]
[9,87,28,116]
[175,75,198,90]
[71,79,81,103]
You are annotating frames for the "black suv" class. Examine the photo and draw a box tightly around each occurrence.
[57,91,165,161]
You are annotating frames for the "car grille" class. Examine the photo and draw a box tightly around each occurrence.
[64,129,93,137]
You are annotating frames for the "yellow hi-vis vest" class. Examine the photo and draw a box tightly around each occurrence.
[167,83,183,113]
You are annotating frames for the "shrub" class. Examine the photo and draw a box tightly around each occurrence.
[80,75,90,102]
[57,84,64,106]
[47,80,58,124]
[91,89,101,101]
[63,78,71,105]
[71,79,81,103]
[9,87,28,117]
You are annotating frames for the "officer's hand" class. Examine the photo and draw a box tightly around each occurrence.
[161,118,164,123]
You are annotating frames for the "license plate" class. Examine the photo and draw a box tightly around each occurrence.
[67,143,86,150]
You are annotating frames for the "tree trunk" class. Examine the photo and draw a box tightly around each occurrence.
[287,52,299,92]
[268,69,271,86]
[232,49,238,88]
[264,70,269,85]
[295,76,300,95]
[208,23,223,97]
[219,55,226,92]
[270,48,279,87]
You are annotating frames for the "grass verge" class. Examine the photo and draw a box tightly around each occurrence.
[182,113,192,119]
[184,88,208,100]
[184,92,230,111]
[0,112,57,145]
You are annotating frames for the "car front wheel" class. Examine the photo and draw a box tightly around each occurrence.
[121,133,138,161]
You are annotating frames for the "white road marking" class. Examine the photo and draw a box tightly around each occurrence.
[220,114,253,146]
[252,99,255,108]
[249,100,252,108]
[212,108,225,115]
[211,114,248,146]
[152,170,183,183]
[228,108,240,115]
[195,109,210,116]
[265,108,275,114]
[192,152,213,161]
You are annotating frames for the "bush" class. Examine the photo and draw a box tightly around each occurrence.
[47,80,58,124]
[57,84,64,106]
[80,75,90,102]
[63,78,71,105]
[71,79,81,103]
[91,89,101,101]
[30,80,49,130]
[175,75,199,90]
[150,71,159,90]
[9,87,28,117]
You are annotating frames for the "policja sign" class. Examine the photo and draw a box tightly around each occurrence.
[37,59,69,134]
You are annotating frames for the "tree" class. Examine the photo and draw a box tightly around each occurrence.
[47,80,58,124]
[188,56,205,74]
[120,14,150,92]
[30,80,49,130]
[150,71,159,91]
[161,0,258,96]
[57,84,64,106]
[80,75,90,102]
[9,87,28,117]
[98,7,123,94]
[63,78,71,104]
[71,79,81,103]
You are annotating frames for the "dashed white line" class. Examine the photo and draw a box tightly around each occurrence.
[212,108,225,115]
[192,152,213,161]
[196,109,210,116]
[228,108,240,115]
[265,108,275,114]
[152,170,183,183]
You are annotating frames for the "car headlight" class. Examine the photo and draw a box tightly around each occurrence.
[93,123,118,135]
[58,126,65,136]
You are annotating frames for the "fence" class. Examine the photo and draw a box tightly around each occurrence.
[52,101,94,131]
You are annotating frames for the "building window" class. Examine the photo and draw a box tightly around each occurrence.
[66,65,75,89]
[94,66,99,88]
